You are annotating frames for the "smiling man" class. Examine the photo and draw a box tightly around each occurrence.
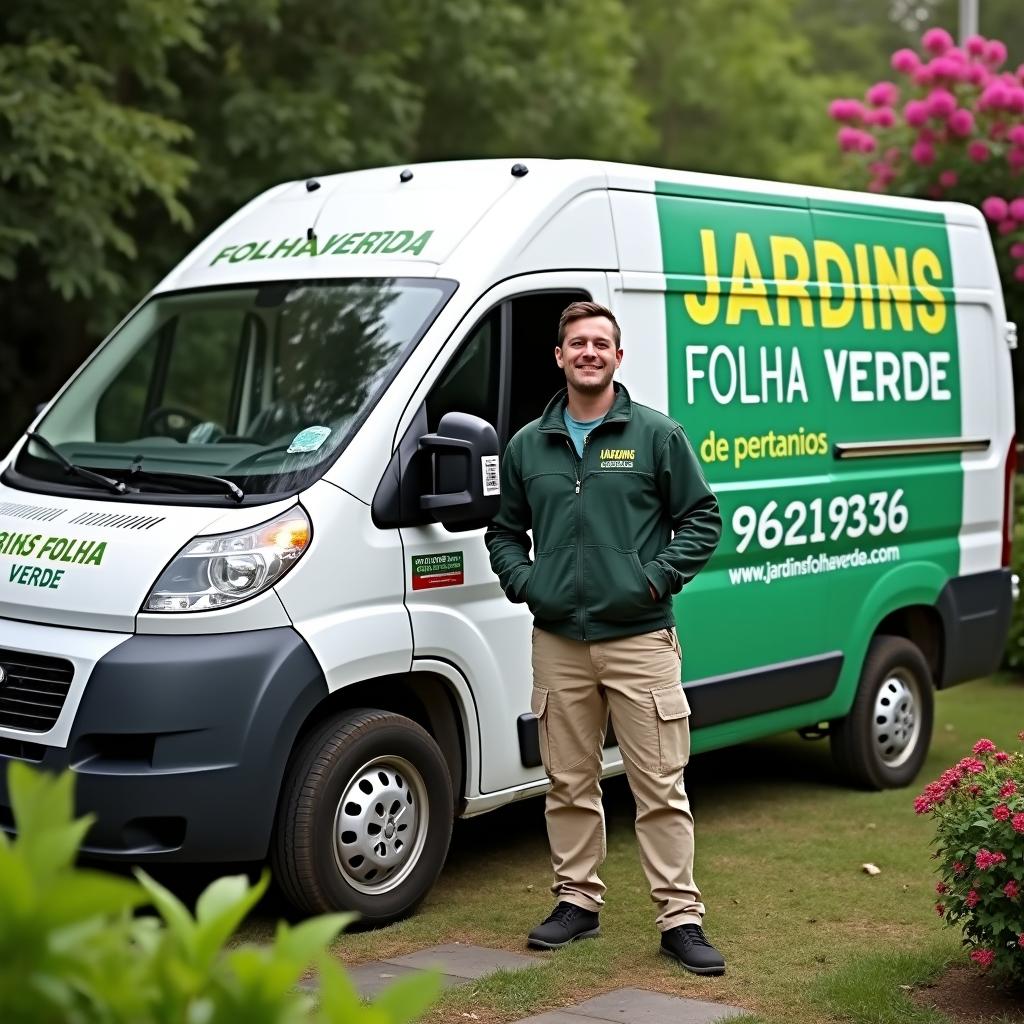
[485,301,726,974]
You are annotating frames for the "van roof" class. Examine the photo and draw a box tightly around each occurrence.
[157,158,985,293]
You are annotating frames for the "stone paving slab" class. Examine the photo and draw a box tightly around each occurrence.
[345,961,467,999]
[382,943,545,980]
[564,987,745,1024]
[515,1013,597,1024]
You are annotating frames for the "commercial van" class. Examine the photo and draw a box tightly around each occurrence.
[0,159,1015,924]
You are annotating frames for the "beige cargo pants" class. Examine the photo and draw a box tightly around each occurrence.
[530,626,704,931]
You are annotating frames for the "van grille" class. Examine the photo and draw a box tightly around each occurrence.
[0,649,74,733]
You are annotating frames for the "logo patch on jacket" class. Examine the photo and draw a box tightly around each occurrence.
[599,448,635,469]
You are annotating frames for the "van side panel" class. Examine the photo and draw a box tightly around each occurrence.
[623,182,981,751]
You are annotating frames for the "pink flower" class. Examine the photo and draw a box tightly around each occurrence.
[968,141,990,163]
[1015,265,1024,283]
[999,219,1019,235]
[976,849,1008,870]
[904,99,929,126]
[1005,880,1020,899]
[939,170,958,188]
[867,81,900,107]
[913,65,935,87]
[935,902,945,916]
[974,738,997,754]
[926,88,957,118]
[994,803,1011,821]
[1020,934,1024,948]
[978,196,1003,221]
[829,98,865,122]
[1012,812,1024,832]
[990,121,1008,141]
[1009,88,1024,113]
[1010,126,1024,146]
[966,35,988,57]
[923,28,954,56]
[936,881,948,895]
[999,779,1019,795]
[981,82,1010,109]
[967,889,980,908]
[1008,200,1024,222]
[837,127,875,153]
[911,139,935,165]
[967,63,990,86]
[994,751,1011,763]
[931,57,967,82]
[971,948,995,968]
[958,756,987,774]
[914,794,933,814]
[968,784,983,797]
[954,861,966,876]
[866,108,896,128]
[948,108,974,136]
[892,48,921,74]
[985,40,1008,67]
[1009,148,1024,171]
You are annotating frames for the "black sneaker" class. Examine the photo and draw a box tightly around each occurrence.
[527,901,601,949]
[660,923,726,975]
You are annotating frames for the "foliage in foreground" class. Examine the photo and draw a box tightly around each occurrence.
[915,734,1024,986]
[0,761,439,1023]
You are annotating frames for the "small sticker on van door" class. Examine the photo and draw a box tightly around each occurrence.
[482,455,500,496]
[411,552,464,590]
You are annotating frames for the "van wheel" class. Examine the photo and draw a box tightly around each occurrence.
[273,708,453,924]
[830,635,934,790]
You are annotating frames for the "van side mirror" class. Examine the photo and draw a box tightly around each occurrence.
[418,412,500,527]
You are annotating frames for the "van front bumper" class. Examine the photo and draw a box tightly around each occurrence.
[0,627,327,861]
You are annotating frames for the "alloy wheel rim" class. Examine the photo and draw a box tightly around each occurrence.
[333,755,429,895]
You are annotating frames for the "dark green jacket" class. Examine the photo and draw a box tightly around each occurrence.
[485,382,721,641]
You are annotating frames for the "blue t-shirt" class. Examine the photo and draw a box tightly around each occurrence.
[563,409,605,458]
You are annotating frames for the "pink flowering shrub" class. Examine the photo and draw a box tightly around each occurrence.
[828,28,1024,290]
[916,733,1024,985]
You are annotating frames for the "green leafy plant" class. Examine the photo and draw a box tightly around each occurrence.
[914,734,1024,985]
[0,761,440,1023]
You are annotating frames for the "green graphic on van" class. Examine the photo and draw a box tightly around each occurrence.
[656,186,962,685]
[210,229,434,266]
[411,552,464,591]
[0,532,107,565]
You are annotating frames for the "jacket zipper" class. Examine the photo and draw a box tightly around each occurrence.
[565,437,585,640]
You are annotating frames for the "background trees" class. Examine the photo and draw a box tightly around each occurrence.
[0,0,1015,447]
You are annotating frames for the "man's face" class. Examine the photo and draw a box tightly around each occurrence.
[555,316,623,394]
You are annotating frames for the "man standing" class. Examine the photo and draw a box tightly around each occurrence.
[485,301,725,975]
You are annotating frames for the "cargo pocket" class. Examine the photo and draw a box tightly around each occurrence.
[531,686,551,771]
[651,683,691,774]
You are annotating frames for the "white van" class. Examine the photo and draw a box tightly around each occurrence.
[0,159,1014,923]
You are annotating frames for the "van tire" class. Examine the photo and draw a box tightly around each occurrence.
[830,635,934,790]
[273,708,453,924]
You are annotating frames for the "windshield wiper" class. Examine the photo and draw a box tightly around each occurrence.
[25,432,128,496]
[126,466,245,503]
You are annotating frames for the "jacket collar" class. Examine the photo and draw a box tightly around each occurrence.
[538,381,633,435]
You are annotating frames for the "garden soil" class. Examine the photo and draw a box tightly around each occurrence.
[912,966,1024,1022]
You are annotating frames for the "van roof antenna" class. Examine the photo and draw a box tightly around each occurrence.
[400,168,414,183]
[511,163,529,177]
[305,178,321,192]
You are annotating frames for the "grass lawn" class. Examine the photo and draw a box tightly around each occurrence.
[309,673,1023,1024]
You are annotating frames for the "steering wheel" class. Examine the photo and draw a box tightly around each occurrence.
[142,405,206,441]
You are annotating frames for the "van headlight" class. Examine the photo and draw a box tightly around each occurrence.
[143,507,311,612]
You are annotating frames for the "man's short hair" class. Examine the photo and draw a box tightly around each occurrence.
[557,301,621,350]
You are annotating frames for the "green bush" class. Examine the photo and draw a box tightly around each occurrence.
[914,736,1024,985]
[0,762,440,1023]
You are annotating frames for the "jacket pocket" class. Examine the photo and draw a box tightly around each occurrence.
[526,546,576,622]
[584,546,652,621]
[651,683,691,774]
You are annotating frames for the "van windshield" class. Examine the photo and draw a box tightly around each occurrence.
[14,278,455,501]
